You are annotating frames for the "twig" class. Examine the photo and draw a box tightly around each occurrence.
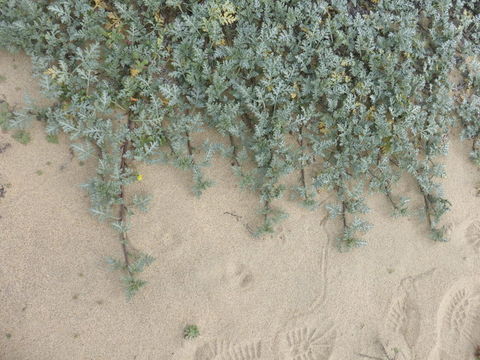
[224,211,255,235]
[224,211,242,221]
[356,354,384,360]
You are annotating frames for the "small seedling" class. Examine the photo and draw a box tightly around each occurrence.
[46,134,59,144]
[36,170,43,176]
[0,74,6,83]
[5,333,11,339]
[183,325,199,340]
[12,130,31,145]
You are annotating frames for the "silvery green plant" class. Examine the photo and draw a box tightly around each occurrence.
[1,0,479,296]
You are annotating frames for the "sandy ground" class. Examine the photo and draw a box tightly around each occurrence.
[1,51,480,360]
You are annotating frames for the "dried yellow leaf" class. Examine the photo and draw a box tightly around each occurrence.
[154,12,165,27]
[105,12,121,29]
[319,121,329,135]
[160,96,169,106]
[220,2,237,25]
[92,0,107,10]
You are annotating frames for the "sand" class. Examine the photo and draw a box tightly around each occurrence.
[1,51,479,360]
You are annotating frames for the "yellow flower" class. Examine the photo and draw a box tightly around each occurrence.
[290,92,297,99]
[215,38,226,46]
[130,68,140,77]
[330,71,340,80]
[44,67,58,79]
[136,174,143,181]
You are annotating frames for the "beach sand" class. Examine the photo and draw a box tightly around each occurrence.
[1,51,479,360]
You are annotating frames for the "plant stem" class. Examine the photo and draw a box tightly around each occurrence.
[298,126,308,200]
[119,114,134,276]
[229,133,240,166]
[367,169,398,211]
[423,193,433,228]
[186,130,193,156]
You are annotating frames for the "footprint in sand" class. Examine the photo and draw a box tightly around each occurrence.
[192,237,333,360]
[380,269,435,360]
[428,278,480,360]
[225,263,254,290]
[465,221,480,254]
[277,323,336,360]
[274,246,336,360]
[194,339,262,360]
